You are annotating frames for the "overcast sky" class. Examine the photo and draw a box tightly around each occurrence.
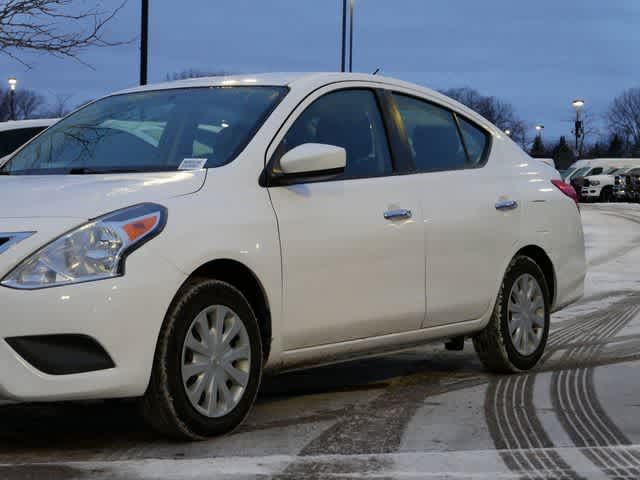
[2,0,639,142]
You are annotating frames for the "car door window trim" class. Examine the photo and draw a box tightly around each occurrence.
[262,87,398,187]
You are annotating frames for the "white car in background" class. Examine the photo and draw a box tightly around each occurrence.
[581,165,640,202]
[0,73,585,439]
[0,118,58,158]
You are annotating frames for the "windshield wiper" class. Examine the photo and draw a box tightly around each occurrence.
[0,170,10,175]
[68,167,146,174]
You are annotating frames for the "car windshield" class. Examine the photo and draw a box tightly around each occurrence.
[571,167,590,178]
[0,86,287,175]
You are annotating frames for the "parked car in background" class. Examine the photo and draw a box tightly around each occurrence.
[580,166,640,202]
[0,73,585,439]
[0,119,58,158]
[564,158,637,183]
[570,166,608,198]
[613,167,640,202]
[563,166,589,182]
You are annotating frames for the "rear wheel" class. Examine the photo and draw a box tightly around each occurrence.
[473,256,550,373]
[141,279,263,440]
[600,186,613,203]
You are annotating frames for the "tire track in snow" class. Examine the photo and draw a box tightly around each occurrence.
[484,295,640,480]
[551,303,640,479]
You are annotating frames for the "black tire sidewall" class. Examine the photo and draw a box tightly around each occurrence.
[163,280,263,438]
[499,257,550,371]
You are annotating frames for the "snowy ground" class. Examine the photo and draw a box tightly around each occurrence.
[1,204,640,479]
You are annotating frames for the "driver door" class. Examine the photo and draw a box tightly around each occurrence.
[266,87,426,350]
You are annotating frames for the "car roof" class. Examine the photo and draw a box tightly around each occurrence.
[0,118,59,132]
[114,72,501,135]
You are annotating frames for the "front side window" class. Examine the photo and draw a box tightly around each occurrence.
[1,86,287,175]
[0,127,47,158]
[276,89,392,179]
[590,167,604,175]
[393,93,468,172]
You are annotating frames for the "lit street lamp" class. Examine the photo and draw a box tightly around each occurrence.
[535,124,544,139]
[504,128,512,136]
[572,99,585,155]
[7,76,17,121]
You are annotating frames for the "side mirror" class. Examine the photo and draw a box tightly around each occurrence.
[279,143,346,176]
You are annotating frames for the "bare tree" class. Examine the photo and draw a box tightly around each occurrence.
[440,87,527,147]
[606,87,640,148]
[14,89,46,118]
[45,92,74,117]
[0,87,46,120]
[0,0,128,66]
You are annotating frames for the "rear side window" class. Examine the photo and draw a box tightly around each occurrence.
[393,94,476,173]
[0,127,46,157]
[458,117,489,167]
[277,89,392,179]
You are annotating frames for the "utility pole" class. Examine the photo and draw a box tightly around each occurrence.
[140,0,149,85]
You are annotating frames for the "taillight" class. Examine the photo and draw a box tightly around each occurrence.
[551,179,579,207]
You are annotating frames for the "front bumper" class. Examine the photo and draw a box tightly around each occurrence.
[0,246,187,402]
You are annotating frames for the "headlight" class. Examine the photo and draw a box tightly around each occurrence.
[1,203,166,290]
[590,180,600,186]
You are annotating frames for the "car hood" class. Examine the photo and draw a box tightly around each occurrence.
[0,171,206,219]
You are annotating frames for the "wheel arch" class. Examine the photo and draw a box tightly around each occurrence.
[514,245,556,308]
[186,259,272,361]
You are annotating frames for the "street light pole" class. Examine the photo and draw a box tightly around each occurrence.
[341,0,347,72]
[7,77,17,121]
[535,124,544,139]
[140,0,149,86]
[340,0,355,72]
[572,99,585,156]
[349,0,354,72]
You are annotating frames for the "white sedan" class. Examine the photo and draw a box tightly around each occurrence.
[0,73,585,439]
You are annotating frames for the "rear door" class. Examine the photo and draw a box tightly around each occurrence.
[389,91,521,327]
[265,86,425,350]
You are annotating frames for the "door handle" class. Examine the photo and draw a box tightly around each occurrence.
[495,199,518,211]
[384,208,412,220]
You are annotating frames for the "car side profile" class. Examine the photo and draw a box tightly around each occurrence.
[0,73,585,439]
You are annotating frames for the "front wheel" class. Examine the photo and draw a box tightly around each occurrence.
[473,256,550,373]
[600,187,613,203]
[140,279,263,440]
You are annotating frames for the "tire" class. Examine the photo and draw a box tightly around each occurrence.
[140,278,263,440]
[600,187,613,203]
[473,255,550,373]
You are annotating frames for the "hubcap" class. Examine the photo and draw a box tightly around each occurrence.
[181,305,251,418]
[507,274,545,356]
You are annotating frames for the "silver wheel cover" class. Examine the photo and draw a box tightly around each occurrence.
[181,305,251,418]
[507,273,546,356]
